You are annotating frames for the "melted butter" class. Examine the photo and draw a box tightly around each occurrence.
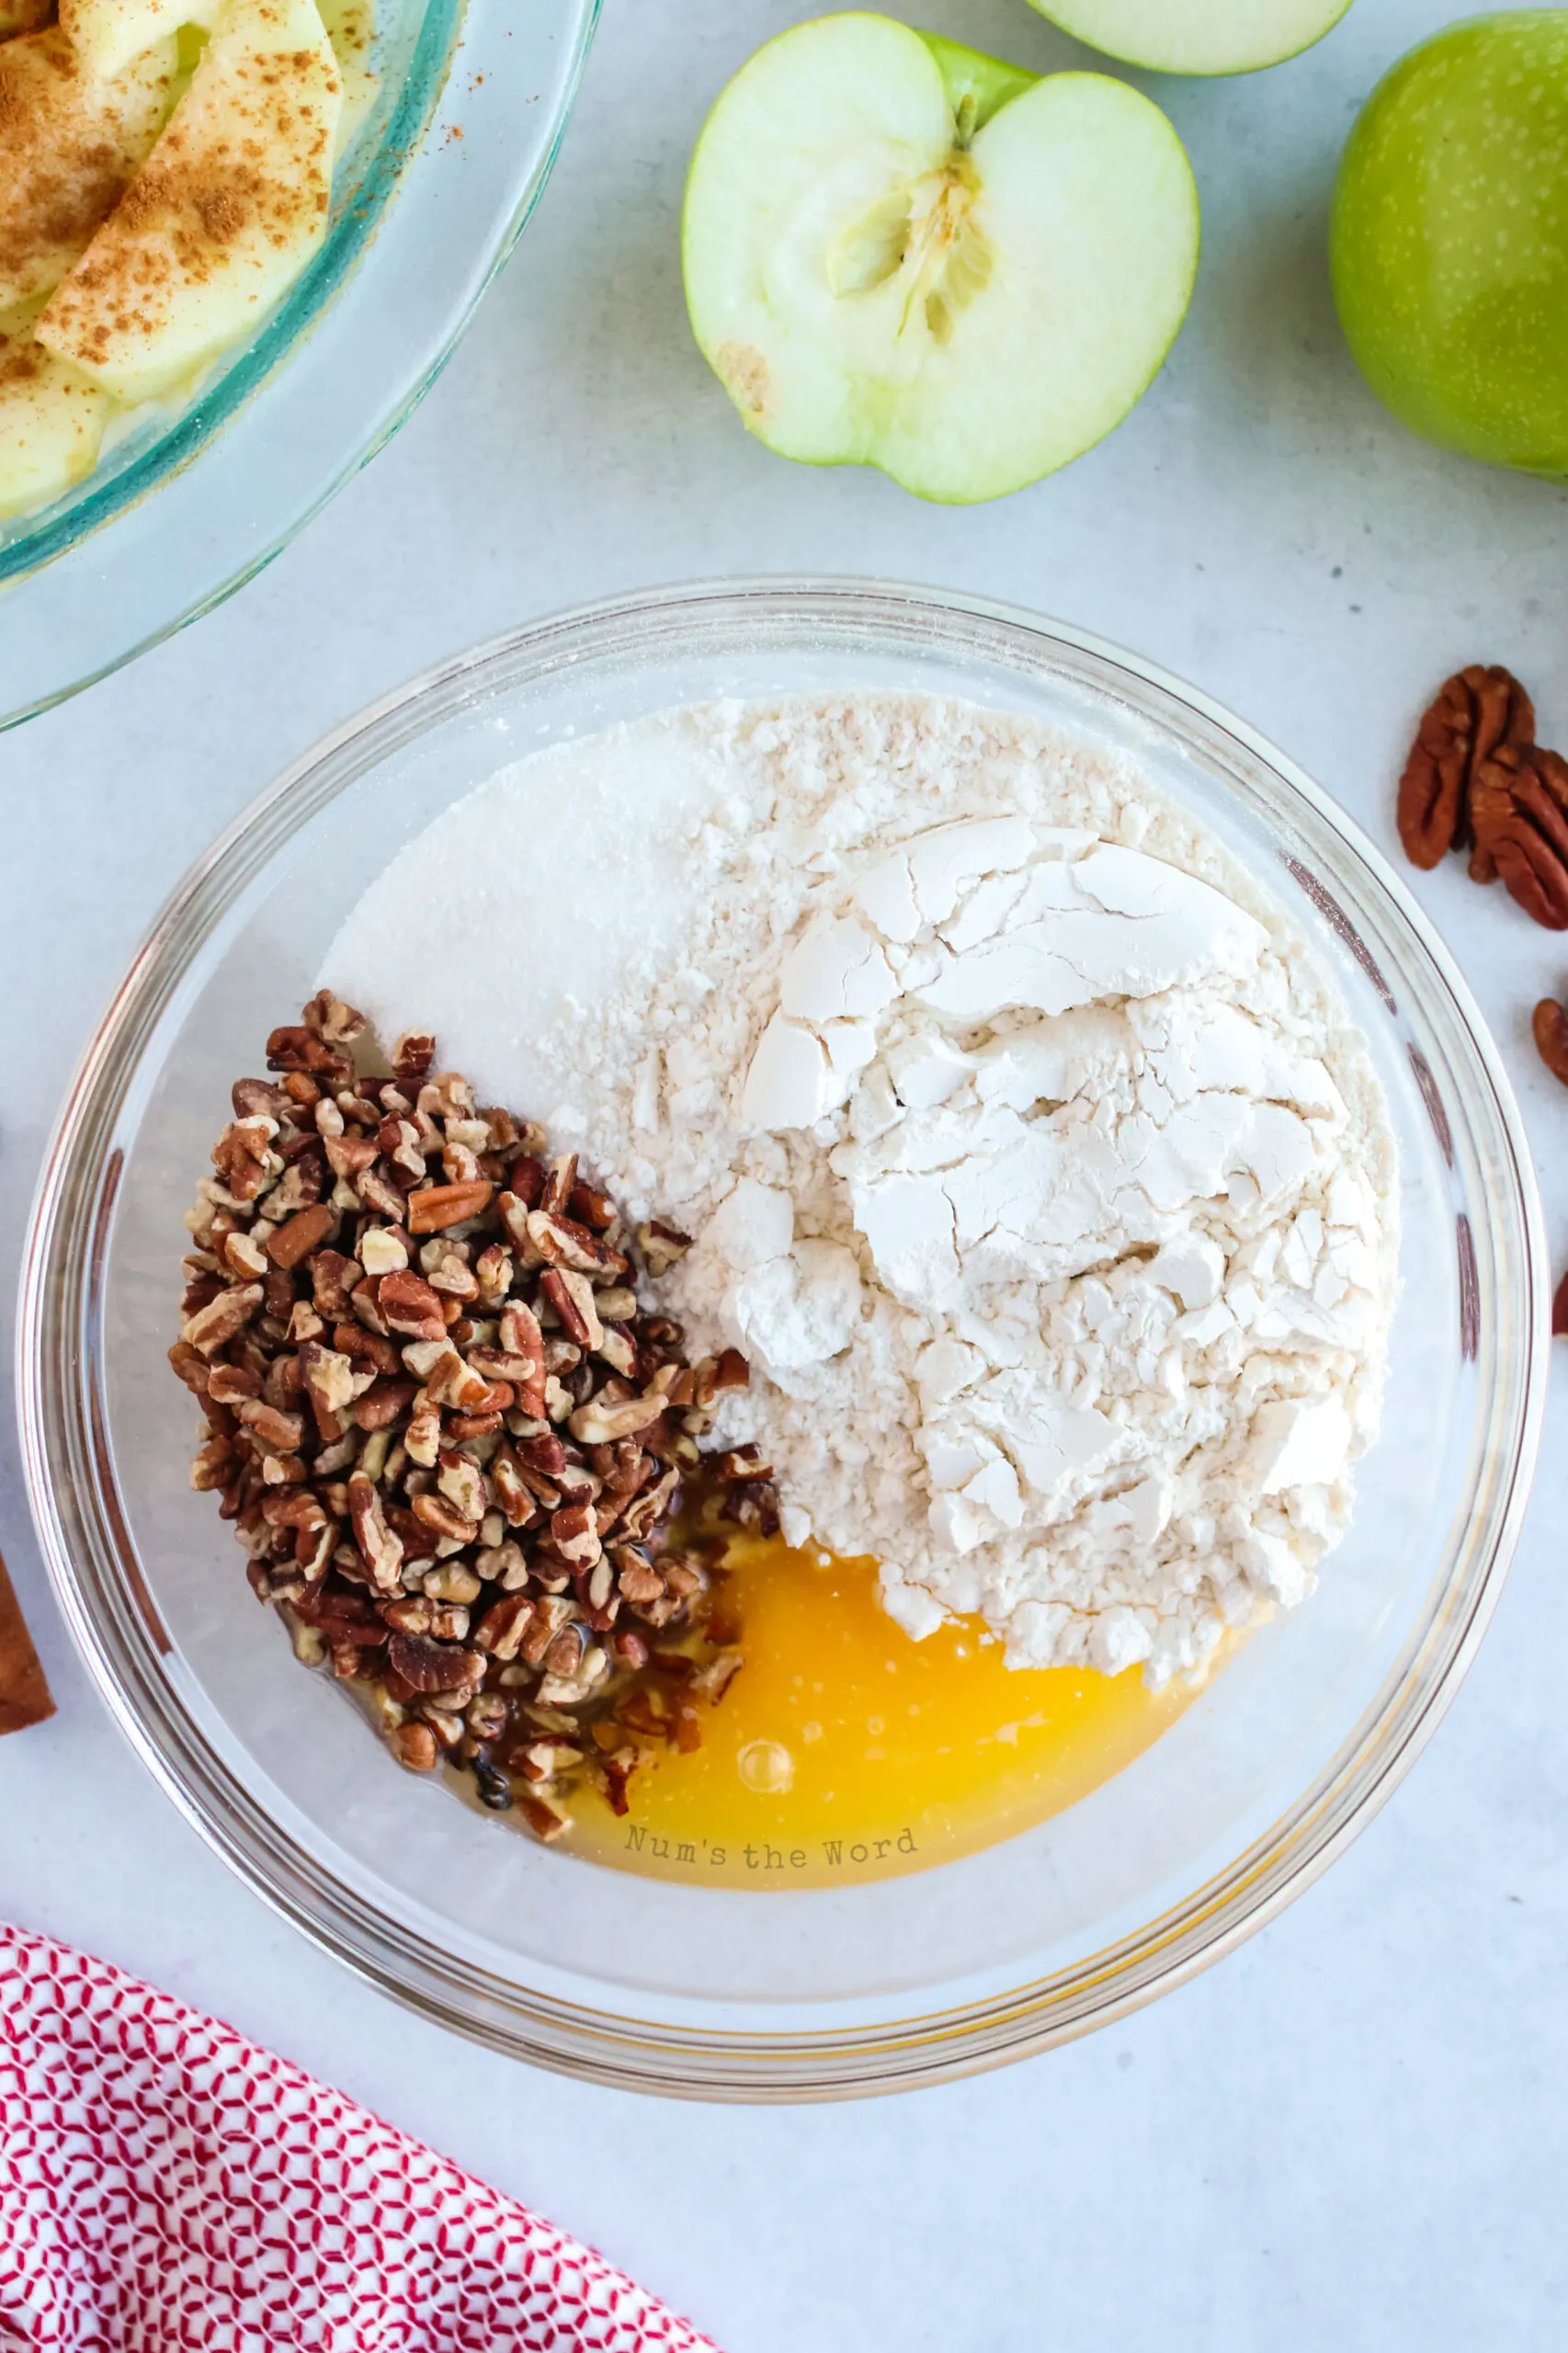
[563,1537,1206,1888]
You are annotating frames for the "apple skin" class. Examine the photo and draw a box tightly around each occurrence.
[1331,11,1568,477]
[917,30,1038,131]
[1028,0,1352,76]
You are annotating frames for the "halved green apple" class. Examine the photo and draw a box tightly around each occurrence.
[38,0,342,407]
[1028,0,1353,77]
[681,13,1199,504]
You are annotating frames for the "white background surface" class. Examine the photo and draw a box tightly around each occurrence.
[3,1,1566,2344]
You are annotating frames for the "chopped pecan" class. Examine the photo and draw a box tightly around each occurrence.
[436,1451,487,1526]
[473,1592,536,1661]
[235,1399,304,1454]
[301,990,366,1047]
[693,1348,750,1408]
[267,1204,335,1269]
[212,1117,277,1203]
[421,1346,491,1413]
[183,1282,265,1358]
[528,1209,628,1277]
[176,1003,778,1849]
[541,1267,603,1351]
[392,1722,438,1772]
[637,1220,691,1277]
[309,1249,360,1319]
[347,1471,403,1593]
[551,1499,602,1568]
[358,1226,409,1278]
[233,1077,294,1123]
[507,1154,547,1210]
[514,1790,570,1841]
[386,1632,483,1694]
[568,1392,666,1445]
[407,1179,493,1233]
[378,1269,448,1341]
[392,1029,436,1089]
[540,1152,578,1216]
[221,1230,269,1281]
[710,1445,773,1483]
[351,1377,418,1433]
[411,1490,481,1545]
[266,1025,353,1087]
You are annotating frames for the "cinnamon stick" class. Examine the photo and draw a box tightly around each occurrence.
[0,1543,53,1734]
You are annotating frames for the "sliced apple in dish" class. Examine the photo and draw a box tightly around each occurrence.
[39,0,343,408]
[0,0,56,38]
[58,0,225,82]
[0,307,112,517]
[1028,0,1353,77]
[316,0,381,155]
[0,26,177,313]
[682,13,1199,504]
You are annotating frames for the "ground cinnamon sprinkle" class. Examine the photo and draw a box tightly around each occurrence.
[38,6,342,394]
[0,28,176,312]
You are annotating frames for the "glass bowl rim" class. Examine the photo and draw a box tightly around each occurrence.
[16,575,1549,2099]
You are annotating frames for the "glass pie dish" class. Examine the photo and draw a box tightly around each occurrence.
[0,0,598,734]
[17,579,1547,2099]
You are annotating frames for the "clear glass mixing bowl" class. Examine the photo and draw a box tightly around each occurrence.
[0,0,598,733]
[17,580,1547,2099]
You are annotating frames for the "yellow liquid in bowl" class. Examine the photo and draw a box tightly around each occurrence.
[566,1538,1203,1889]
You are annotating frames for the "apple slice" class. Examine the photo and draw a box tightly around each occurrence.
[0,310,112,518]
[1028,0,1352,77]
[39,0,342,407]
[682,14,1198,504]
[58,0,224,85]
[316,0,381,156]
[0,26,177,313]
[0,0,55,37]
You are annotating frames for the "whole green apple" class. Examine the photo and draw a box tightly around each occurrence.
[1331,10,1568,475]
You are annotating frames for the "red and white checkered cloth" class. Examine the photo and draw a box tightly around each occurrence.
[0,1923,720,2352]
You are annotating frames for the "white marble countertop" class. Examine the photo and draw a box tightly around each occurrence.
[4,1,1565,2343]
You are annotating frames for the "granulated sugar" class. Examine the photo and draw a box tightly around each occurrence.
[324,693,1397,1688]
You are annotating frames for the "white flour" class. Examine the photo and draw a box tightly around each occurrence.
[325,694,1398,1688]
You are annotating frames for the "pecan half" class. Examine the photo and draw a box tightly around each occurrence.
[1397,665,1534,869]
[1470,743,1568,928]
[1533,997,1568,1087]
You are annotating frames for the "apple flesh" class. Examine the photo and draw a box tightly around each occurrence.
[1027,0,1351,76]
[682,13,1199,505]
[1332,12,1568,477]
[0,27,177,313]
[0,310,111,518]
[39,0,343,408]
[316,0,381,156]
[58,0,224,85]
[0,0,56,37]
